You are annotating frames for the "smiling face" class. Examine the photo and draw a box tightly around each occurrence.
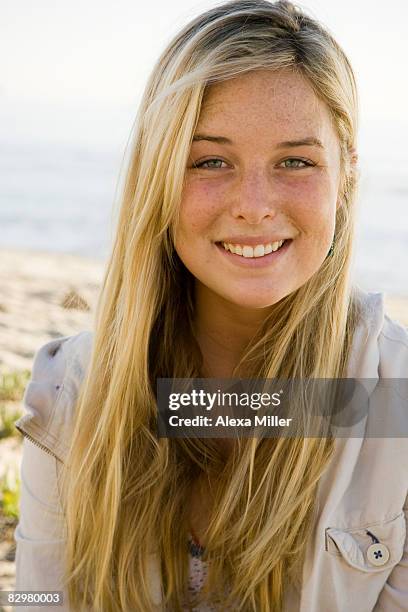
[174,69,342,311]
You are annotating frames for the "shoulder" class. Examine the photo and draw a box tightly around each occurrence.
[348,285,408,378]
[348,285,408,440]
[15,331,94,463]
[379,313,408,377]
[30,331,94,393]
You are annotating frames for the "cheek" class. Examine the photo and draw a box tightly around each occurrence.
[179,180,225,234]
[282,174,337,227]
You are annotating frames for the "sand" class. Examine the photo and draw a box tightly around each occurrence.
[383,294,408,328]
[0,249,103,374]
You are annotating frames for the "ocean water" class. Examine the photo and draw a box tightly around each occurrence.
[0,136,407,296]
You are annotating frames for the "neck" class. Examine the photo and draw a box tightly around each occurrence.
[194,281,274,378]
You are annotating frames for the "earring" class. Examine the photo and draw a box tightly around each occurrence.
[327,237,335,258]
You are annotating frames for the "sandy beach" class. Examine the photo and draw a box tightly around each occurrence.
[0,249,104,374]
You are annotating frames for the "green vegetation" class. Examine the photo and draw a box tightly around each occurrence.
[0,370,29,439]
[0,468,20,519]
[0,370,31,402]
[0,370,27,524]
[0,370,28,521]
[0,404,23,439]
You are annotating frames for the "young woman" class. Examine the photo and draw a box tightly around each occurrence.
[14,1,408,610]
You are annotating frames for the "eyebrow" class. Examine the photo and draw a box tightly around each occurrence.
[192,134,325,148]
[192,134,232,144]
[277,137,324,149]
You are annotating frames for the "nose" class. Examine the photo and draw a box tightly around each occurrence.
[230,167,278,224]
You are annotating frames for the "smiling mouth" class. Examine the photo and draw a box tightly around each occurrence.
[216,239,289,258]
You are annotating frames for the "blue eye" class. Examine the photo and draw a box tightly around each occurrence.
[193,158,227,169]
[191,157,314,170]
[280,158,314,169]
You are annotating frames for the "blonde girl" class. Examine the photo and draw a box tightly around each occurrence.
[15,1,408,610]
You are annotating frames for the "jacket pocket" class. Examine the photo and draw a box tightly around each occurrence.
[325,512,406,573]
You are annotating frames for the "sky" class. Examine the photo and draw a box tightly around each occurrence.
[1,0,408,153]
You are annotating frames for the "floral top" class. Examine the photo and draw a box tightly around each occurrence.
[182,533,218,612]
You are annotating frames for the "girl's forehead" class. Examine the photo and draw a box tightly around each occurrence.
[196,71,337,147]
[202,69,316,105]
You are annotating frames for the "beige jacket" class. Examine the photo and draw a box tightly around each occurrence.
[13,286,408,611]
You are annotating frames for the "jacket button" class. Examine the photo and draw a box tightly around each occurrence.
[366,543,390,566]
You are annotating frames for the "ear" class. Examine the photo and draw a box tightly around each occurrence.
[337,146,358,209]
[348,147,358,167]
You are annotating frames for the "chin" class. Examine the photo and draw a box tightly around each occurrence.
[222,290,289,310]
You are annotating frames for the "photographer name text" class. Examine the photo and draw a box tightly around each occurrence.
[168,415,292,427]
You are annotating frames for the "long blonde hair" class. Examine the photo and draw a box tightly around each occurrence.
[60,1,361,609]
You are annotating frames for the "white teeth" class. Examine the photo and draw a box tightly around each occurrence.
[242,246,254,258]
[253,245,265,257]
[221,240,286,258]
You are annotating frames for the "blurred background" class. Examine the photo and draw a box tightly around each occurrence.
[0,0,407,599]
